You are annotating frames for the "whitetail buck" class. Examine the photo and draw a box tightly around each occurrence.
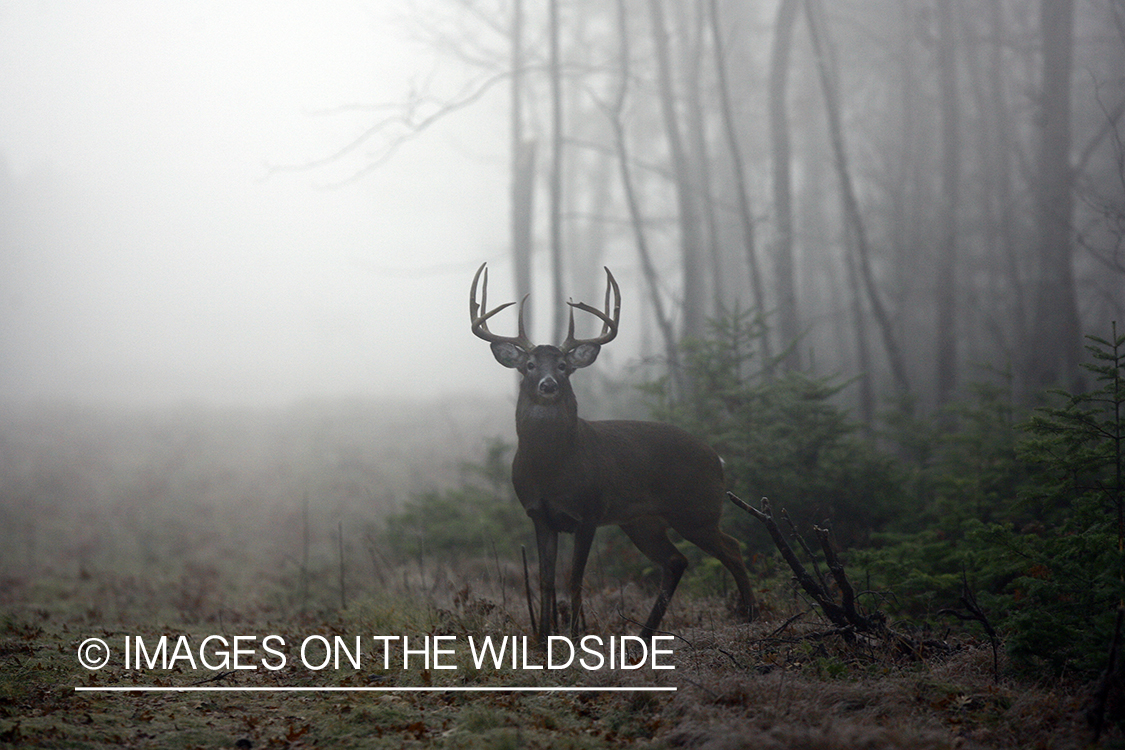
[470,263,757,641]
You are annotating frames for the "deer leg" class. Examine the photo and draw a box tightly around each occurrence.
[620,520,688,639]
[568,524,596,637]
[534,518,559,642]
[676,524,758,622]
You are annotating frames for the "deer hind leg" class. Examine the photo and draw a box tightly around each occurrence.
[675,522,758,622]
[620,519,688,639]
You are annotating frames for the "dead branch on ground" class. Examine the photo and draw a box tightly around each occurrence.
[728,492,941,660]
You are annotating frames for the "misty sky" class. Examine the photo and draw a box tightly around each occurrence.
[0,1,516,406]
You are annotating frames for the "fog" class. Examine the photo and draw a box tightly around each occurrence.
[4,0,1124,416]
[1,1,512,407]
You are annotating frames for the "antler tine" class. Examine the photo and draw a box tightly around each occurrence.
[469,262,534,350]
[561,267,621,352]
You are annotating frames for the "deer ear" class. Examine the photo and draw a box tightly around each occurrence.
[566,343,600,369]
[491,341,528,369]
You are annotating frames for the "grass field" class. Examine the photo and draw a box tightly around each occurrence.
[0,401,1112,748]
[1,559,1104,750]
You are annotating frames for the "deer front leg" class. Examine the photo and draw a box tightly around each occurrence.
[534,518,558,643]
[567,524,596,637]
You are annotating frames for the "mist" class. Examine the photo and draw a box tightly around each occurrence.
[4,0,1125,419]
[3,5,1125,744]
[1,1,510,408]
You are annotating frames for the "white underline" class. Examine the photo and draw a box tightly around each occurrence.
[74,686,676,693]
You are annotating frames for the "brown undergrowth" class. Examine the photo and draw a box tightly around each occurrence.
[0,561,1110,750]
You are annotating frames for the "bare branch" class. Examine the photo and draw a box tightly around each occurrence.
[268,71,509,186]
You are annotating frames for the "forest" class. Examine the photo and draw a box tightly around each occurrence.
[3,0,1125,747]
[374,0,1124,419]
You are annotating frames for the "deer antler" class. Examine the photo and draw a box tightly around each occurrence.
[470,263,534,351]
[560,267,620,353]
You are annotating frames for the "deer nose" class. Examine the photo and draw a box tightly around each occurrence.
[538,376,559,396]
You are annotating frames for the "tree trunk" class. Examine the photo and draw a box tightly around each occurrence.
[962,0,1024,373]
[609,0,683,395]
[986,0,1025,363]
[510,0,534,333]
[548,0,565,342]
[767,0,801,371]
[709,0,773,368]
[803,0,912,401]
[687,0,725,314]
[845,236,876,425]
[1027,0,1081,393]
[935,0,960,405]
[648,0,705,343]
[888,3,923,383]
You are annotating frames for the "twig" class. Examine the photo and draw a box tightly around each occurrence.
[190,670,236,686]
[300,493,310,615]
[1089,604,1125,740]
[785,510,828,592]
[521,545,536,634]
[815,525,875,631]
[769,607,811,638]
[615,612,747,670]
[938,569,999,681]
[338,521,347,611]
[491,540,507,611]
[364,531,389,589]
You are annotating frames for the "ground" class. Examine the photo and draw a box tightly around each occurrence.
[0,565,1108,750]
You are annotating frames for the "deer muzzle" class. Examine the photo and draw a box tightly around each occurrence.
[537,375,559,397]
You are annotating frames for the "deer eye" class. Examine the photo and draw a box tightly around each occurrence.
[557,362,567,372]
[526,362,536,372]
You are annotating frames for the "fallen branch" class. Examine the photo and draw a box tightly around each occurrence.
[784,509,830,594]
[729,492,935,659]
[728,493,852,631]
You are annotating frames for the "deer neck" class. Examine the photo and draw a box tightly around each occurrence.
[515,388,579,461]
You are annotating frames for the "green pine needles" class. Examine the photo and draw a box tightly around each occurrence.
[982,324,1125,676]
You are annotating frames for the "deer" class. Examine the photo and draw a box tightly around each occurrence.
[470,262,757,642]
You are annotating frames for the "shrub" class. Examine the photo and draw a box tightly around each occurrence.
[977,327,1125,676]
[645,309,908,556]
[381,439,532,563]
[853,375,1028,616]
[857,327,1125,678]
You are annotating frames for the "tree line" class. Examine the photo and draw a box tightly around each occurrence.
[371,0,1125,418]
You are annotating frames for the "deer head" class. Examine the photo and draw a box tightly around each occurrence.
[470,263,620,405]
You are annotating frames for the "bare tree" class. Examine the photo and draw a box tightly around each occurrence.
[709,0,772,368]
[1028,0,1081,393]
[604,0,684,394]
[683,0,725,313]
[803,0,912,401]
[548,0,566,342]
[767,0,801,372]
[297,0,1123,414]
[935,0,960,405]
[510,0,535,331]
[648,0,706,344]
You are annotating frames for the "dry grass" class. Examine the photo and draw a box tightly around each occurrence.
[0,559,1112,750]
[0,401,1116,748]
